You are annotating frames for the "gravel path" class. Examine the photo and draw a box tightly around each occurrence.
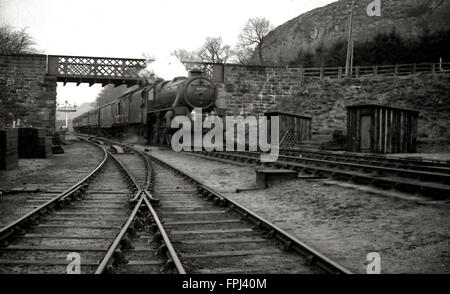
[138,146,450,274]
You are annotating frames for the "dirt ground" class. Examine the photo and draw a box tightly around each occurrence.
[0,139,104,226]
[137,146,450,274]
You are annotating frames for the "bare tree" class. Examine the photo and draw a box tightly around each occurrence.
[0,25,38,54]
[138,53,159,83]
[238,17,274,65]
[233,44,254,64]
[198,37,232,63]
[171,49,200,62]
[0,26,39,127]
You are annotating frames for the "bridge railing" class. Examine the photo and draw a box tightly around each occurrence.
[48,55,146,81]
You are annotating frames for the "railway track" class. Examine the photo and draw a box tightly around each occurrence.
[91,136,352,274]
[6,133,351,274]
[99,146,184,274]
[192,149,450,199]
[0,141,105,226]
[0,139,182,274]
[278,148,450,174]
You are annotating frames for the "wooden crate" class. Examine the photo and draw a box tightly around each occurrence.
[0,129,19,170]
[18,128,52,158]
[347,104,419,153]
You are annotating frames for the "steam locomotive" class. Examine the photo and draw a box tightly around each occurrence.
[73,71,217,144]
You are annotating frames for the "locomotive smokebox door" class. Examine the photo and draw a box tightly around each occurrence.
[346,104,419,154]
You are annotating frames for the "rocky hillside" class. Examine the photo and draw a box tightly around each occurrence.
[256,0,450,65]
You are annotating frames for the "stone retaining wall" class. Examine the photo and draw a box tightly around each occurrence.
[216,64,450,151]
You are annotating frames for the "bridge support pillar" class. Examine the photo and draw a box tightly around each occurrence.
[0,54,57,132]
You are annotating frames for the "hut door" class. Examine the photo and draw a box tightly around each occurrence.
[360,115,372,152]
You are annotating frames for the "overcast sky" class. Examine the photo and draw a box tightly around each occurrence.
[0,0,337,105]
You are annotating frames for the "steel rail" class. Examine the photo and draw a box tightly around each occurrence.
[84,136,161,201]
[78,134,351,274]
[107,151,142,201]
[278,147,450,167]
[144,152,353,274]
[94,142,185,274]
[142,195,186,274]
[139,152,153,192]
[95,193,144,274]
[236,151,450,180]
[91,138,159,202]
[197,185,351,274]
[79,135,352,274]
[0,138,108,244]
[196,150,450,198]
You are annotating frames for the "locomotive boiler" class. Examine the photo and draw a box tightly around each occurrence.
[72,71,218,145]
[148,71,217,144]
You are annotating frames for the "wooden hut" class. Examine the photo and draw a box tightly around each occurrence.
[346,104,419,153]
[265,111,312,147]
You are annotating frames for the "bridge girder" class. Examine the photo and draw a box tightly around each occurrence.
[48,55,146,87]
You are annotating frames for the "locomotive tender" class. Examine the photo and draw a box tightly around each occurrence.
[73,71,217,144]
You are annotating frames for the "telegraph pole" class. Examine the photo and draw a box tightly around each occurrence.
[350,39,354,76]
[345,0,355,77]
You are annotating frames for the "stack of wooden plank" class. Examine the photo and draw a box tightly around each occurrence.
[18,128,52,159]
[0,128,18,170]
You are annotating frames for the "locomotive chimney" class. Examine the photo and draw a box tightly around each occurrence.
[189,70,203,77]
